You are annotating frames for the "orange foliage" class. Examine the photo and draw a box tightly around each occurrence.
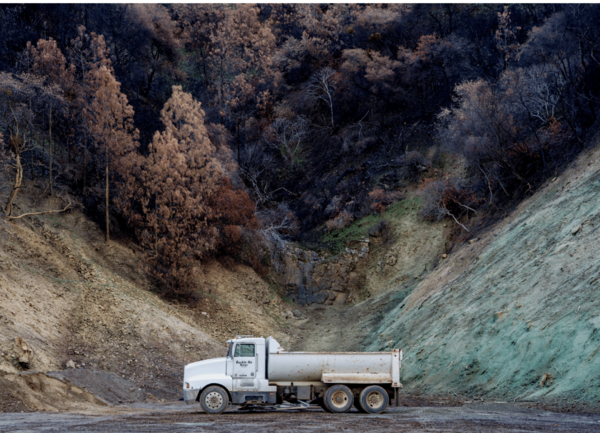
[325,210,354,232]
[368,188,387,215]
[26,38,76,94]
[118,86,259,298]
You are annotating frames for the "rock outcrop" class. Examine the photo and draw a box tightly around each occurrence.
[274,241,369,305]
[14,337,33,366]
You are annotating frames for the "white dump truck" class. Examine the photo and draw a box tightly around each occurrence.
[183,336,402,414]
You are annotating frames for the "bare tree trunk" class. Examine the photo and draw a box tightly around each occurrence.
[5,152,23,216]
[236,121,241,164]
[83,138,87,189]
[30,145,34,181]
[328,93,335,129]
[49,107,53,196]
[105,148,109,244]
[8,198,71,220]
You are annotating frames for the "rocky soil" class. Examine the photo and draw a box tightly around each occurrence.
[286,194,448,353]
[0,182,296,412]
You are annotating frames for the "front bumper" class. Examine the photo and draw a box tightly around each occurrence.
[183,388,200,405]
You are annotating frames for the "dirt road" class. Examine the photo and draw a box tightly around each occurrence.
[1,402,600,432]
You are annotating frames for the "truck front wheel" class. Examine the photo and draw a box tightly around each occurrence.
[357,385,389,414]
[323,385,353,413]
[199,386,229,414]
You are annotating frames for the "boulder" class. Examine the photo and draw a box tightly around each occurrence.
[14,337,33,366]
[368,220,390,238]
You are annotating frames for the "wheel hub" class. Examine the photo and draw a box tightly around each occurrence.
[205,391,223,410]
[366,391,383,409]
[331,390,348,408]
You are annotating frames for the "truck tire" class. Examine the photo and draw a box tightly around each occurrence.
[199,386,229,414]
[323,385,353,413]
[357,385,389,414]
[316,397,332,413]
[353,391,368,413]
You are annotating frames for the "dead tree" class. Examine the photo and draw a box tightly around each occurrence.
[306,67,337,128]
[0,72,70,219]
[265,117,310,166]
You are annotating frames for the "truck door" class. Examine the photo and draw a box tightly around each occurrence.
[232,343,258,391]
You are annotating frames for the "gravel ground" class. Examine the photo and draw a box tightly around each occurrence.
[1,402,600,432]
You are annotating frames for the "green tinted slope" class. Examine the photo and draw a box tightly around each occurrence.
[370,147,600,407]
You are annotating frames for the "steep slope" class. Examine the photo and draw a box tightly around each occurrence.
[362,143,600,408]
[0,183,293,409]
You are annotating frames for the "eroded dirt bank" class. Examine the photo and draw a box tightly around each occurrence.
[0,182,296,412]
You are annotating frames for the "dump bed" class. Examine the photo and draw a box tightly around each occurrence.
[265,337,402,387]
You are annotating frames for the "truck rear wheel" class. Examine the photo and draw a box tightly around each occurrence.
[316,397,332,413]
[323,385,353,413]
[199,386,229,414]
[353,391,368,413]
[357,385,389,414]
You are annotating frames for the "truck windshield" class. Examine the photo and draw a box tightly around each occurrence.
[234,344,255,357]
[226,343,234,358]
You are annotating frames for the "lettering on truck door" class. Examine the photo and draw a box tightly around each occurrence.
[232,343,258,391]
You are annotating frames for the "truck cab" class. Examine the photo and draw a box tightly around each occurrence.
[183,336,277,408]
